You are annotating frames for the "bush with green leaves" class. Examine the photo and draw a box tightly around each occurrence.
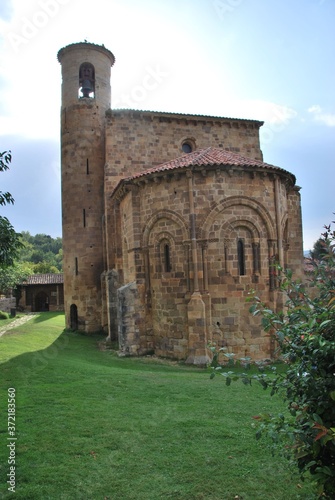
[0,150,23,268]
[0,310,9,320]
[210,219,335,498]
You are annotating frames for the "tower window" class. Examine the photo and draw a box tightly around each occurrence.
[237,239,245,276]
[79,63,95,98]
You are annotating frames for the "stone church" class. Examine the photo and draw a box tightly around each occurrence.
[57,42,303,364]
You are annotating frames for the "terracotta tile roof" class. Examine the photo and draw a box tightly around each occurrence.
[125,147,295,183]
[23,274,64,285]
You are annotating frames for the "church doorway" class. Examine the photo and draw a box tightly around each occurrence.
[35,292,49,312]
[70,304,78,330]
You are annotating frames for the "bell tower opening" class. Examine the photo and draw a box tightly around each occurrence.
[79,62,95,98]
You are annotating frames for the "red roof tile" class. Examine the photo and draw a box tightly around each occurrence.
[23,274,64,285]
[125,147,295,182]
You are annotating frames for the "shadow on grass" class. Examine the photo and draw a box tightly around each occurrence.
[32,311,65,323]
[1,328,207,387]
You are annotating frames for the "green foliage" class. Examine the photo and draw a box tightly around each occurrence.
[310,238,328,261]
[18,231,62,272]
[210,219,335,498]
[0,217,23,268]
[0,150,62,277]
[0,261,33,296]
[0,310,9,320]
[0,150,14,206]
[0,151,23,268]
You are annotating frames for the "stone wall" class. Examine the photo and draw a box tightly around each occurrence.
[113,163,303,361]
[117,281,147,356]
[0,297,16,314]
[104,110,263,193]
[58,43,114,332]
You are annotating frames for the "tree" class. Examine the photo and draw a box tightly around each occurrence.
[32,261,59,274]
[310,238,328,261]
[0,151,22,268]
[210,219,335,498]
[0,261,33,300]
[18,232,62,272]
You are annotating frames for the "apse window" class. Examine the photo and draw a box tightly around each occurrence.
[163,243,172,272]
[237,239,246,276]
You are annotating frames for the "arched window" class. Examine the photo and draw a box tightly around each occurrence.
[164,243,172,272]
[237,239,245,276]
[79,63,95,98]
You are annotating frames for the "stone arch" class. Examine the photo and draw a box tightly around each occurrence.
[149,229,175,248]
[143,210,189,358]
[142,209,189,248]
[221,217,261,240]
[153,231,176,273]
[203,198,274,279]
[200,196,276,242]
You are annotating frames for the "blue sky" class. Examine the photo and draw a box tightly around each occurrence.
[0,0,334,251]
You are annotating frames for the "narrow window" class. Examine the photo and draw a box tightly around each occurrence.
[86,158,89,175]
[237,239,245,276]
[164,243,172,272]
[83,209,86,227]
[75,257,78,276]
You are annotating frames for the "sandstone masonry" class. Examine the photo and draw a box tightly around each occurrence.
[58,42,304,364]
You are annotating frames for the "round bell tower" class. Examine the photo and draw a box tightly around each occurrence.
[57,42,115,332]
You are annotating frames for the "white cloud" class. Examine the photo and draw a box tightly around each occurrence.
[308,105,335,127]
[239,100,297,124]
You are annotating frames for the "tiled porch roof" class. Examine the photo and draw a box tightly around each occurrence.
[22,274,64,285]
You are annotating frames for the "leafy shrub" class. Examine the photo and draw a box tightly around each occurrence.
[0,310,9,320]
[210,219,335,498]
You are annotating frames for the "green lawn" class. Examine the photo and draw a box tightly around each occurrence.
[0,313,315,499]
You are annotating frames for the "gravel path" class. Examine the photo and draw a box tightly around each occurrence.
[0,313,38,338]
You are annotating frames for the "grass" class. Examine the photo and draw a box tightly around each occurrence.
[0,313,316,499]
[0,312,25,330]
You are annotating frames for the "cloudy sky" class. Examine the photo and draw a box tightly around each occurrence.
[0,0,334,251]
